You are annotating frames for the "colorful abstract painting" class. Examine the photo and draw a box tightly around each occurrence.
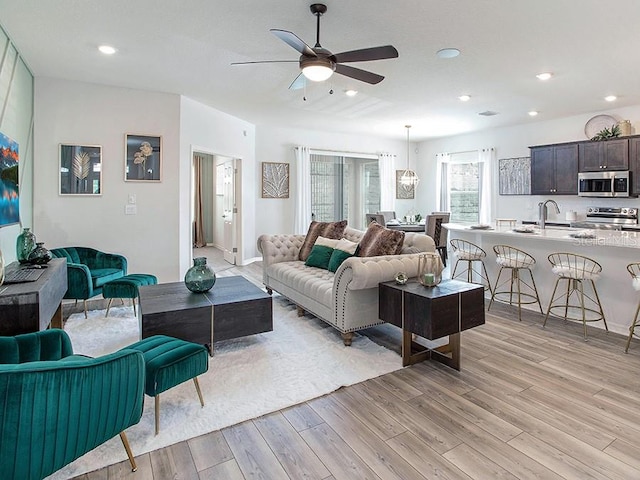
[0,132,19,226]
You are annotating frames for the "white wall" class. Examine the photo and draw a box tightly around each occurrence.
[417,105,640,223]
[34,78,181,281]
[255,125,416,237]
[179,96,256,265]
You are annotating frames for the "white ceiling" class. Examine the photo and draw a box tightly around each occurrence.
[1,0,639,141]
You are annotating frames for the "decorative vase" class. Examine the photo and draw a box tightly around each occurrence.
[27,242,52,265]
[417,252,444,287]
[184,257,216,293]
[16,227,37,264]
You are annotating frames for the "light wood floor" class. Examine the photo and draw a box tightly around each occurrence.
[74,249,640,480]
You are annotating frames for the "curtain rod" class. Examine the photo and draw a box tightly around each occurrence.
[300,146,396,158]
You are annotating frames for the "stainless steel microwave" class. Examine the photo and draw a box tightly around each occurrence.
[578,171,630,197]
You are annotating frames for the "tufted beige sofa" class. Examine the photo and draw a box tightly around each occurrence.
[257,226,435,345]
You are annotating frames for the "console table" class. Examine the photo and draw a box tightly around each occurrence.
[378,279,485,369]
[0,258,67,335]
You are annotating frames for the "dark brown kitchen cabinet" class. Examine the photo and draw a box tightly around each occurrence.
[530,144,578,195]
[579,138,629,171]
[630,137,640,194]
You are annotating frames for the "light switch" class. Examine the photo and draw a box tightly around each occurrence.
[128,193,137,204]
[125,205,137,215]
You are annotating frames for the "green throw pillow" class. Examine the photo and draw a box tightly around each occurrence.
[304,236,339,270]
[328,238,359,272]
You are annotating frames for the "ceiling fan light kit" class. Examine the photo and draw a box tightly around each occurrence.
[232,3,398,88]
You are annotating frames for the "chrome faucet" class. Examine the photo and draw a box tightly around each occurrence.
[538,200,560,229]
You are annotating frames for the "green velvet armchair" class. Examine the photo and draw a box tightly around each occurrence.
[0,329,145,480]
[50,247,127,317]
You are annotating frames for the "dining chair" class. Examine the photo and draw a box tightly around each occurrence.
[426,213,450,266]
[377,211,397,224]
[365,213,386,227]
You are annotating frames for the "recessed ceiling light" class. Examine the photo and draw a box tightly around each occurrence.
[458,95,471,102]
[604,95,617,102]
[436,48,460,59]
[536,72,553,81]
[528,111,539,116]
[344,89,358,97]
[98,45,117,55]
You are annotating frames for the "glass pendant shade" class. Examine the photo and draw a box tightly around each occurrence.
[400,125,420,186]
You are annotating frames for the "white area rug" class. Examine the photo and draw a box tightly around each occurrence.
[48,295,402,479]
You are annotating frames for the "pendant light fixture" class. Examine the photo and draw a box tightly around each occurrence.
[399,125,420,187]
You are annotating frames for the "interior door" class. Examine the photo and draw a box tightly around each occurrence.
[222,159,236,264]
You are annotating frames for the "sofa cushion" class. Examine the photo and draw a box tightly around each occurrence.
[267,261,334,308]
[299,220,348,261]
[357,222,405,257]
[305,236,340,270]
[328,238,359,272]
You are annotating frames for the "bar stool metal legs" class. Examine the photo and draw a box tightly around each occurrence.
[625,263,640,352]
[449,239,493,294]
[543,252,607,341]
[488,245,543,321]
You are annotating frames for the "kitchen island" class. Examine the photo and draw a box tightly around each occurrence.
[444,223,640,337]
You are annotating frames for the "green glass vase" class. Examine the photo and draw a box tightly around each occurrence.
[16,227,36,264]
[184,257,216,293]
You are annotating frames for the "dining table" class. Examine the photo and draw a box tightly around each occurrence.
[385,222,426,233]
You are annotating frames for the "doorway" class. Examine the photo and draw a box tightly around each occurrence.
[192,151,241,266]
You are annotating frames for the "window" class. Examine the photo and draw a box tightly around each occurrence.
[437,150,493,224]
[310,153,380,229]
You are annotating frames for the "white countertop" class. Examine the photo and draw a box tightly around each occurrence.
[443,223,640,249]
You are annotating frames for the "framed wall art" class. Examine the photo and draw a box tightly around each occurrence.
[59,144,102,195]
[498,157,531,195]
[0,131,19,225]
[261,162,290,198]
[395,170,415,199]
[125,134,162,182]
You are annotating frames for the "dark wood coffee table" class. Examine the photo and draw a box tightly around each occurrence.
[378,279,485,369]
[139,276,272,355]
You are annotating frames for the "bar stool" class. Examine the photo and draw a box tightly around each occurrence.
[624,263,640,352]
[543,252,607,341]
[489,245,543,321]
[449,239,493,294]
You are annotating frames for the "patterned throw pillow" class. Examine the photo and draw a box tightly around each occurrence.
[299,220,348,261]
[328,238,359,272]
[357,222,405,257]
[304,236,340,270]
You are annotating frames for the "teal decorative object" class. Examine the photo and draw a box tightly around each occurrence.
[16,227,36,264]
[27,242,52,265]
[185,257,216,293]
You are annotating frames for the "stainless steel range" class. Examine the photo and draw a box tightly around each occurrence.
[570,206,639,230]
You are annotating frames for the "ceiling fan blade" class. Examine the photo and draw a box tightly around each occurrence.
[335,64,384,84]
[333,45,398,63]
[270,29,316,57]
[288,73,306,90]
[231,60,298,66]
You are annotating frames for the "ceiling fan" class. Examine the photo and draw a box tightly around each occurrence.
[232,3,399,89]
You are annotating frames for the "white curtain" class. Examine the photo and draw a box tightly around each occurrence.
[293,146,312,234]
[435,153,450,211]
[478,148,494,224]
[378,153,395,211]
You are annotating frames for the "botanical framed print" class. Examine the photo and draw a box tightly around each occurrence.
[261,162,290,198]
[125,134,162,182]
[395,170,415,199]
[59,144,102,195]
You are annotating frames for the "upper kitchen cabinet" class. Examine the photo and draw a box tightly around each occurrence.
[629,137,640,194]
[530,143,578,195]
[579,138,629,171]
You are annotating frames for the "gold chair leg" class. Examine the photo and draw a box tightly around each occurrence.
[105,298,113,317]
[625,302,640,353]
[543,278,562,328]
[119,432,137,472]
[590,279,608,332]
[194,377,205,407]
[480,260,493,296]
[527,268,544,314]
[155,395,160,435]
[578,280,588,341]
[83,300,88,319]
[515,269,522,321]
[488,267,505,311]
